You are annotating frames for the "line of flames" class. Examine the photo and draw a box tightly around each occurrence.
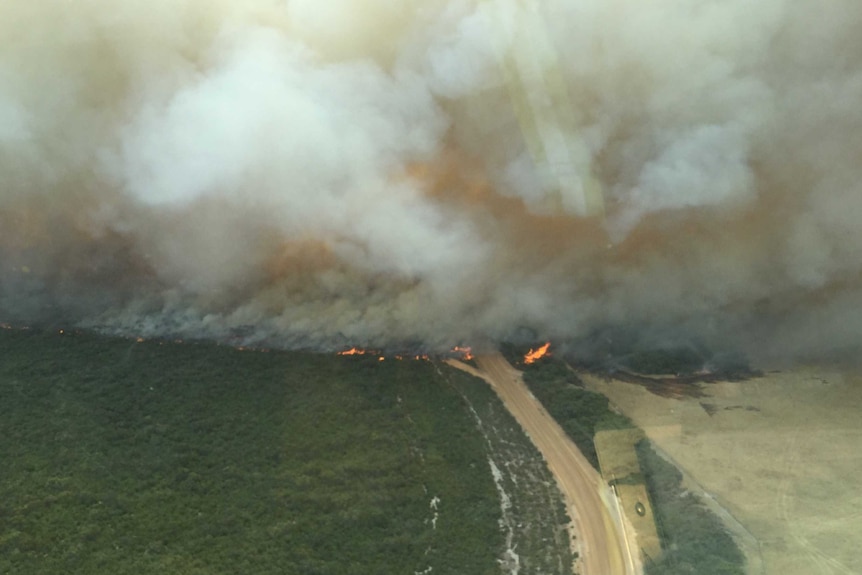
[0,325,482,364]
[337,346,474,362]
[337,347,368,356]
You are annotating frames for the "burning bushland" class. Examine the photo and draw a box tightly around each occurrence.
[2,1,862,364]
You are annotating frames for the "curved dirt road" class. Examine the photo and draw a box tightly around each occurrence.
[447,353,637,575]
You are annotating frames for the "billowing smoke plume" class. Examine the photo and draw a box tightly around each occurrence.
[2,0,862,363]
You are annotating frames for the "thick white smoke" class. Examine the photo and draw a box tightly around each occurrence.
[2,0,861,362]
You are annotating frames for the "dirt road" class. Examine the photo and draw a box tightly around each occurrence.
[447,353,638,575]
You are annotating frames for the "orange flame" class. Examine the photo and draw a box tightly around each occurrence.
[337,347,367,356]
[452,346,474,360]
[524,342,551,364]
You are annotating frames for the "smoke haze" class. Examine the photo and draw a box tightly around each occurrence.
[2,0,862,363]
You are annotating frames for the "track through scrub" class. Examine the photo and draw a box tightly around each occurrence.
[446,353,639,575]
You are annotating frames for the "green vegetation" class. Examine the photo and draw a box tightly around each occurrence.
[512,350,746,575]
[636,441,746,575]
[516,355,633,471]
[441,367,574,575]
[0,329,506,575]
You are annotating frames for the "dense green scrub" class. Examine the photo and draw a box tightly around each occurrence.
[442,367,574,575]
[636,441,746,575]
[0,330,502,575]
[517,358,632,472]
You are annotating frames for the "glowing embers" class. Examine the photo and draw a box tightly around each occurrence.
[395,354,430,361]
[451,346,474,361]
[337,345,474,361]
[337,347,388,361]
[524,342,551,364]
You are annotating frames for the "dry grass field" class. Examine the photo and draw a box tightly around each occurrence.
[581,368,862,575]
[594,429,661,563]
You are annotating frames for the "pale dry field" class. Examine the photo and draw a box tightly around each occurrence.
[581,369,862,575]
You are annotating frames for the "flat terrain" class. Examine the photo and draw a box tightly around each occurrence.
[593,429,661,562]
[0,329,570,575]
[581,368,862,575]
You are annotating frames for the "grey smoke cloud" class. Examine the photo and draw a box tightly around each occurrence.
[2,0,862,363]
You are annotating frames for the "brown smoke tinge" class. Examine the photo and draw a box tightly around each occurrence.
[2,1,862,363]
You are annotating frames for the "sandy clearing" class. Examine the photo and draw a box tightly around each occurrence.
[447,354,639,575]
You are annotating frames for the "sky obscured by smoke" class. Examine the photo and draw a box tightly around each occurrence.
[2,0,861,362]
